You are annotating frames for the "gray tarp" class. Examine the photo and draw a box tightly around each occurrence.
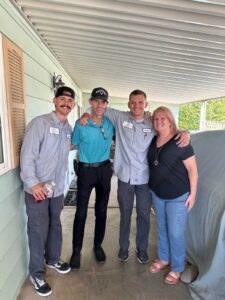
[186,130,225,300]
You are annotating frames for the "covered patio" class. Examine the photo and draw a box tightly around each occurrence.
[0,1,225,299]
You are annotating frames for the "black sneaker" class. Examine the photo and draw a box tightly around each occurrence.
[118,249,129,262]
[30,276,52,297]
[94,246,106,263]
[70,253,81,269]
[46,260,71,274]
[136,249,149,264]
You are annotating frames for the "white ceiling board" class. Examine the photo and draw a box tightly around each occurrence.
[12,0,225,103]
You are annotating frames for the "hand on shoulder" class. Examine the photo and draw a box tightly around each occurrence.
[175,131,190,147]
[79,113,91,126]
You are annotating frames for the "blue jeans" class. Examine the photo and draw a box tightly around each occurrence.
[150,190,189,272]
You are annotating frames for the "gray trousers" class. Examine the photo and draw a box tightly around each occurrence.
[25,192,64,279]
[117,180,152,251]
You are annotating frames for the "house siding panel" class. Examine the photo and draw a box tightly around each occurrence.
[0,1,81,299]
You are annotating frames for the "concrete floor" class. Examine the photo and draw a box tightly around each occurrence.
[17,176,192,300]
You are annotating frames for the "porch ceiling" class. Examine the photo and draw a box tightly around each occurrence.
[13,0,225,103]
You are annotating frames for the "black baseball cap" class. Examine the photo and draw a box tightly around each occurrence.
[55,86,75,99]
[91,87,108,102]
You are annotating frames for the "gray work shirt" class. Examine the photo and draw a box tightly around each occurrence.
[20,111,72,197]
[105,108,155,185]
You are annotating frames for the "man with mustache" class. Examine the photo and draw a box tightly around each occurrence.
[20,86,75,297]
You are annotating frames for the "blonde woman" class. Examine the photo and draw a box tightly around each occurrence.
[147,106,198,285]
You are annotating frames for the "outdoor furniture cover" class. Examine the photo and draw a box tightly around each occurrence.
[186,130,225,300]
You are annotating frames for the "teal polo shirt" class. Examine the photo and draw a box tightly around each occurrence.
[72,117,114,163]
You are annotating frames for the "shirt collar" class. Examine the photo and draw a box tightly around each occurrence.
[128,112,144,123]
[128,112,152,126]
[50,111,70,128]
[88,116,106,126]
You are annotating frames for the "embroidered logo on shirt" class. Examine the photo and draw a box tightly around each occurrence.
[50,127,59,134]
[122,121,133,129]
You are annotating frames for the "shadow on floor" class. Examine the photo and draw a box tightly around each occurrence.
[17,206,192,300]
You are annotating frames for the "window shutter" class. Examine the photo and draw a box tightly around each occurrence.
[2,36,26,168]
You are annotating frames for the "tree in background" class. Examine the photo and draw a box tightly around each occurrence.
[206,98,225,121]
[178,102,201,130]
[178,98,225,130]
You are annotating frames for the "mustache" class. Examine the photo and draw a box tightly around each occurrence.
[59,105,71,109]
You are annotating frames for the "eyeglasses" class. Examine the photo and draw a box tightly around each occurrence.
[100,125,107,139]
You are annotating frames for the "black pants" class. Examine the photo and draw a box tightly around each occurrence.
[72,163,113,254]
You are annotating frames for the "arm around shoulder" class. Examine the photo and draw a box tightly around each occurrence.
[104,107,126,126]
[175,130,190,147]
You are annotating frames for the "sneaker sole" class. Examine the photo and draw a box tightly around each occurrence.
[118,256,129,262]
[36,290,52,297]
[136,250,149,264]
[95,258,106,264]
[46,264,71,274]
[136,257,150,264]
[30,276,52,297]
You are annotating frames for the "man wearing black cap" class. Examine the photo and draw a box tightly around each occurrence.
[69,87,114,269]
[79,89,190,265]
[20,86,75,297]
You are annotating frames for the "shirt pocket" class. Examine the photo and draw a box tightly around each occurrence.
[140,129,153,149]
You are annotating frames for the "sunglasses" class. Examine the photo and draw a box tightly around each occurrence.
[100,125,107,139]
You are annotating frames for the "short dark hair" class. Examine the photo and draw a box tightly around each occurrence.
[129,89,146,100]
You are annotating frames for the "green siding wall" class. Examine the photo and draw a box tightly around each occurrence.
[0,170,27,300]
[0,1,81,299]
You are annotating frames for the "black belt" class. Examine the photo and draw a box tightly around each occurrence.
[79,159,110,168]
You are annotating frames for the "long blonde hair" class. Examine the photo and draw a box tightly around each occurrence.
[152,106,179,135]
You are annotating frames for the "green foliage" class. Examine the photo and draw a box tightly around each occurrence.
[178,98,225,130]
[206,98,225,121]
[178,102,201,130]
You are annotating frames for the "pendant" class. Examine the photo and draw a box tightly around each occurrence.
[154,160,159,166]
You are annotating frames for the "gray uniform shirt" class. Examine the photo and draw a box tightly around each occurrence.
[20,111,72,197]
[105,108,155,185]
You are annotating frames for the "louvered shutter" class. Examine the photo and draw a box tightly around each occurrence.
[2,36,26,168]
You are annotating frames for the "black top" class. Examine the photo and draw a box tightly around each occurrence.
[147,136,194,199]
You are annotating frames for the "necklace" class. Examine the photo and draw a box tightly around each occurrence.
[154,146,163,166]
[154,134,173,166]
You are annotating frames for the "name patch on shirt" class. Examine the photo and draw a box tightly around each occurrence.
[122,121,133,129]
[67,134,71,139]
[143,128,151,133]
[50,127,59,134]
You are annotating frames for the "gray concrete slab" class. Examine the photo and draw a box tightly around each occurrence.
[17,176,192,300]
